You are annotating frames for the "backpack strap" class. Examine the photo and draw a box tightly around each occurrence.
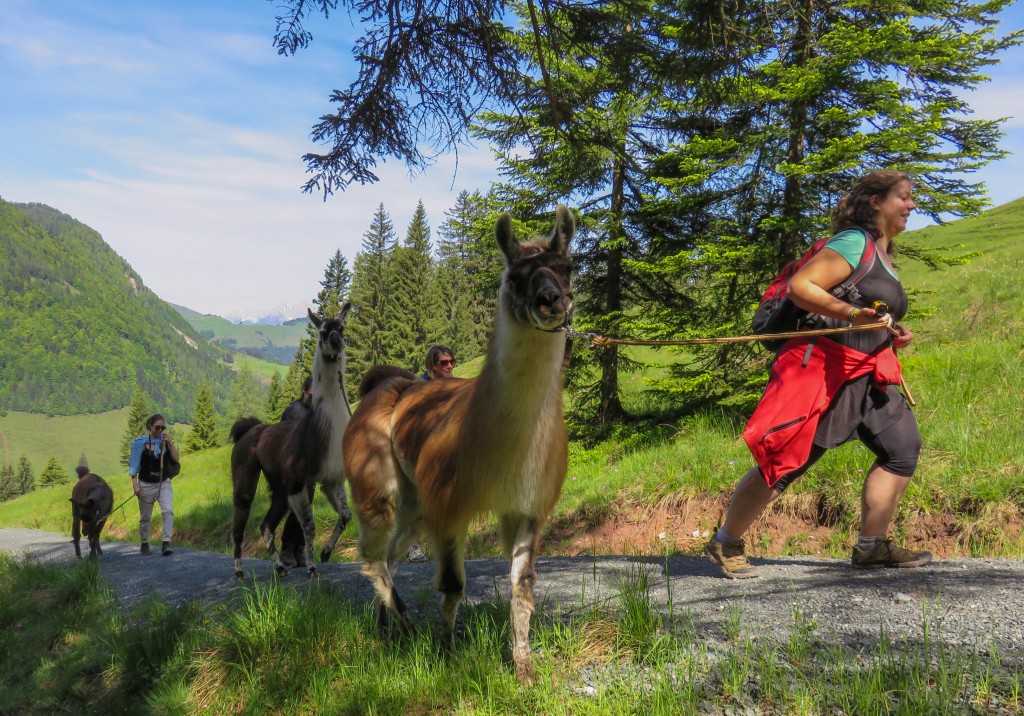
[827,227,877,299]
[846,227,877,285]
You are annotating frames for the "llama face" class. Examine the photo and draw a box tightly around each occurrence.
[308,303,352,363]
[496,207,574,332]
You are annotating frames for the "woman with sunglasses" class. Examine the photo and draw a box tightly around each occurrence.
[129,413,179,556]
[421,344,456,381]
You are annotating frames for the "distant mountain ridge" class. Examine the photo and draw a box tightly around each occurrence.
[171,304,308,365]
[0,198,235,420]
[221,300,311,326]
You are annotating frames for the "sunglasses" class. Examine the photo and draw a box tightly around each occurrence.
[437,359,455,367]
[153,425,166,431]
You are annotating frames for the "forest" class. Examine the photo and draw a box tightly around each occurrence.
[0,199,236,420]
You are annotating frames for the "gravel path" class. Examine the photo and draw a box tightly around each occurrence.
[2,527,1022,664]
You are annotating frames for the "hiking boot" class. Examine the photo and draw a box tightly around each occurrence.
[161,541,173,556]
[851,538,932,569]
[407,543,428,563]
[704,536,759,579]
[140,542,151,556]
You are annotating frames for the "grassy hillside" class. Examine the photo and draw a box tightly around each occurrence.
[2,199,1023,560]
[179,310,308,365]
[226,353,287,383]
[0,408,132,479]
[0,199,236,420]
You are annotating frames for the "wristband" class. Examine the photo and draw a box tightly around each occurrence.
[848,306,860,322]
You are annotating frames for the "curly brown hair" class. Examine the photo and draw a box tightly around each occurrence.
[830,170,912,238]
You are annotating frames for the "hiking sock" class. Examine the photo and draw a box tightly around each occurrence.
[715,528,743,547]
[856,535,882,552]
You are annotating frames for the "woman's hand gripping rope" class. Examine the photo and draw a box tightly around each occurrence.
[870,302,916,406]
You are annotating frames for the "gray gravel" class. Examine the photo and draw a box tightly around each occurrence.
[2,527,1022,665]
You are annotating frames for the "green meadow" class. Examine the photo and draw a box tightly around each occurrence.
[0,408,131,479]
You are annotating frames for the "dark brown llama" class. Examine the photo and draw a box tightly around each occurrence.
[229,305,353,578]
[343,206,574,685]
[70,470,114,559]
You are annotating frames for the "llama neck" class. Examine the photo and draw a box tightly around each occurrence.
[311,352,351,419]
[472,302,565,419]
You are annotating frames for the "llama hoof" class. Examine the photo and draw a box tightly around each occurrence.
[515,661,535,687]
[275,565,291,577]
[319,548,332,563]
[306,566,319,580]
[234,571,245,581]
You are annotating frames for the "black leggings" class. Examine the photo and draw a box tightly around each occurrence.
[772,407,921,492]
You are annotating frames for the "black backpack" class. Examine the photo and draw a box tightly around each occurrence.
[751,228,876,351]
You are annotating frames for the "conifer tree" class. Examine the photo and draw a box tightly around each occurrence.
[346,203,398,386]
[264,371,287,423]
[283,351,310,411]
[275,0,1022,424]
[39,456,69,486]
[288,248,354,397]
[387,200,438,371]
[0,464,14,502]
[185,375,219,452]
[436,191,500,361]
[227,366,265,422]
[15,456,34,496]
[316,250,352,318]
[120,385,151,467]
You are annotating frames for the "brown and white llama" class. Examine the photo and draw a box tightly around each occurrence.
[229,306,353,578]
[343,206,574,685]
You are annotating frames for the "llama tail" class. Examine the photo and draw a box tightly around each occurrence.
[229,417,263,443]
[358,365,418,397]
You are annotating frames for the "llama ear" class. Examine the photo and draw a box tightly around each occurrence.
[338,302,352,324]
[549,205,574,256]
[495,212,519,265]
[307,307,323,328]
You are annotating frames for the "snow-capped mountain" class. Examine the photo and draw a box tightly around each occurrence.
[222,300,312,325]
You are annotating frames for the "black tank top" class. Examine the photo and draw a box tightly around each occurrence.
[812,237,907,355]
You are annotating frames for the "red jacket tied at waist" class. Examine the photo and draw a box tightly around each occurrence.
[743,337,903,488]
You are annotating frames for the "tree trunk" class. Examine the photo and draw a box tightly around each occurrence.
[779,0,814,265]
[597,150,627,424]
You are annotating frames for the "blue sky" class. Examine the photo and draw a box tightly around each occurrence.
[1,1,1021,319]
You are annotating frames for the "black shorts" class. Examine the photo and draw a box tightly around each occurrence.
[772,387,921,491]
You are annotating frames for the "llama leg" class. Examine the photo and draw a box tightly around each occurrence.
[261,491,293,576]
[230,466,260,579]
[94,518,107,556]
[319,479,351,563]
[385,484,422,567]
[287,487,318,578]
[357,509,413,635]
[502,515,541,686]
[72,510,82,558]
[435,532,467,650]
